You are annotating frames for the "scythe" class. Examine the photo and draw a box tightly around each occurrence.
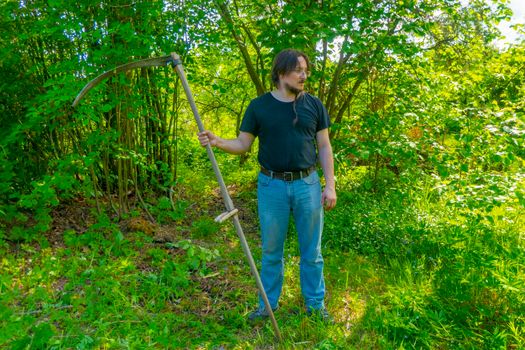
[72,53,282,341]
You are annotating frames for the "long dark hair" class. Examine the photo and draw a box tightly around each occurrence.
[271,49,310,88]
[271,49,310,126]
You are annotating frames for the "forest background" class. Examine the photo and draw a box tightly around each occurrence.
[0,0,524,348]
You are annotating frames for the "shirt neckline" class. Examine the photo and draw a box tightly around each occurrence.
[269,91,296,103]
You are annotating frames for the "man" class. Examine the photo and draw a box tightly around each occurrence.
[198,48,336,321]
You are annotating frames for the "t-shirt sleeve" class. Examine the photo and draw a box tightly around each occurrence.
[239,100,259,136]
[316,98,331,132]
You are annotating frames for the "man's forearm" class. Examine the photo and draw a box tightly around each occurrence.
[318,145,335,189]
[216,137,250,155]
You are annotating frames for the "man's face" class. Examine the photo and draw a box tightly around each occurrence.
[280,56,309,95]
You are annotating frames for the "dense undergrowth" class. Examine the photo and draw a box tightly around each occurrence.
[2,1,524,348]
[1,156,523,349]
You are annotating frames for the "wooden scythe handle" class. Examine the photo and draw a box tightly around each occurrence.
[170,52,282,342]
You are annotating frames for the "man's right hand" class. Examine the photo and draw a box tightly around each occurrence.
[197,131,254,155]
[198,130,218,147]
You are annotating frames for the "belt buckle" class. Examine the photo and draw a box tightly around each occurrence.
[283,171,294,182]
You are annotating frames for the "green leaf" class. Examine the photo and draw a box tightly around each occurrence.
[33,322,54,348]
[516,191,525,208]
[437,164,449,178]
[101,104,113,113]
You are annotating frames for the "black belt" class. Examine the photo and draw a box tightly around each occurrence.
[260,166,316,182]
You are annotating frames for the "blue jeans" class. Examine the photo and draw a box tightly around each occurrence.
[257,170,325,311]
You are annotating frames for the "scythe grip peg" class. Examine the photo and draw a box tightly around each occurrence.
[167,57,182,68]
[214,208,239,223]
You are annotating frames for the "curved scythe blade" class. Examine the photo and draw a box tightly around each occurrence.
[72,55,173,107]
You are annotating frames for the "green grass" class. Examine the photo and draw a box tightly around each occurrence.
[0,165,523,349]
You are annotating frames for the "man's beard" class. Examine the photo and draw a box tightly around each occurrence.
[284,82,304,96]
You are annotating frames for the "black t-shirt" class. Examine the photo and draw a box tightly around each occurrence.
[240,92,331,172]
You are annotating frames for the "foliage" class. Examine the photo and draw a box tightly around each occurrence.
[0,227,225,348]
[2,0,522,236]
[0,0,524,348]
[1,167,523,348]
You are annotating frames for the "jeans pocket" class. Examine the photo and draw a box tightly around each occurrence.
[301,171,320,185]
[258,172,271,186]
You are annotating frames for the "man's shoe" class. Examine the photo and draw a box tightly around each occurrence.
[306,307,334,324]
[247,307,277,322]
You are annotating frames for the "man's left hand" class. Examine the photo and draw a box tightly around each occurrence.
[322,187,337,211]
